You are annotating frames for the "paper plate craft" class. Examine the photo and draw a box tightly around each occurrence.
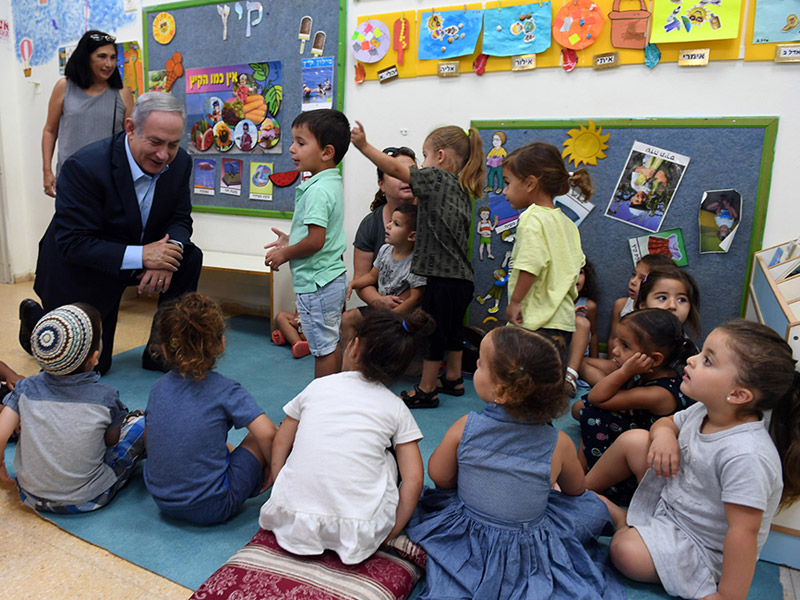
[552,0,604,50]
[418,8,484,60]
[562,121,610,167]
[351,20,392,64]
[483,3,552,56]
[152,12,176,45]
[651,0,742,43]
[608,0,651,49]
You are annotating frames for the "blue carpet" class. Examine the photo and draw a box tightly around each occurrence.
[3,316,783,597]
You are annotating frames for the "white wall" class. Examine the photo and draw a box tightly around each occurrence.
[2,0,798,314]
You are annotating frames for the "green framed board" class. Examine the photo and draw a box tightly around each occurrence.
[469,117,779,343]
[143,0,347,219]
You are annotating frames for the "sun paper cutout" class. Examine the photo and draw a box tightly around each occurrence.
[562,121,610,167]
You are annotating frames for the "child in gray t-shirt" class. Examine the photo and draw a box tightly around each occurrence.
[0,303,145,513]
[343,204,426,345]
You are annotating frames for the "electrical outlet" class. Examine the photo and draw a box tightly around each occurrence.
[400,129,408,136]
[123,0,137,13]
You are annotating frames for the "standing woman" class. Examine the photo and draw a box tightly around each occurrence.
[42,30,134,197]
[352,146,417,309]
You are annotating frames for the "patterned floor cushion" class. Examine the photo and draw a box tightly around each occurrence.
[191,530,426,600]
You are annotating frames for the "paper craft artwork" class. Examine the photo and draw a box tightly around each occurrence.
[119,42,144,100]
[417,8,483,60]
[552,0,604,50]
[485,131,508,195]
[352,19,392,63]
[561,48,579,70]
[193,159,215,196]
[651,0,742,44]
[483,3,553,56]
[555,187,596,227]
[249,162,274,201]
[605,141,690,233]
[393,16,410,64]
[607,0,651,49]
[302,56,334,112]
[629,228,688,266]
[221,158,243,195]
[245,2,262,38]
[19,37,32,77]
[753,0,800,43]
[217,5,231,41]
[699,189,741,253]
[562,121,610,167]
[164,52,183,93]
[152,12,176,45]
[299,16,312,53]
[311,31,327,57]
[645,42,662,67]
[185,61,282,155]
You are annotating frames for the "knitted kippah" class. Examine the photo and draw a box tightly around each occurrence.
[31,305,94,375]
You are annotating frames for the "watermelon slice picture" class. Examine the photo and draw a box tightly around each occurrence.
[269,171,300,187]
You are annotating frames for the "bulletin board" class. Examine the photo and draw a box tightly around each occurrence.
[468,117,779,343]
[142,0,347,219]
[355,0,746,82]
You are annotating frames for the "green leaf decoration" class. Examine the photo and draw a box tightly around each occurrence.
[249,62,268,82]
[265,84,283,117]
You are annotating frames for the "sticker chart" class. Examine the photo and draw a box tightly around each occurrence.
[468,118,778,342]
[143,0,346,218]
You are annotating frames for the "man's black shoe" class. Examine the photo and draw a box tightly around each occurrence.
[142,346,169,372]
[18,298,42,355]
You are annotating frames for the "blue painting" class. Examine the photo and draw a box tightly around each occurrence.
[483,3,552,56]
[418,8,483,60]
[11,0,134,67]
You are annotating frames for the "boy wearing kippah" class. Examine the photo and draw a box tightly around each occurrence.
[0,303,145,513]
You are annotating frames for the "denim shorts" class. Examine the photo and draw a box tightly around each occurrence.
[296,272,347,357]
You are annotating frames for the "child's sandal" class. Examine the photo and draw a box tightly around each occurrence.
[271,330,286,345]
[400,385,440,409]
[435,375,465,397]
[565,367,578,397]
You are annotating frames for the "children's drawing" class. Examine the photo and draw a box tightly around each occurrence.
[119,42,144,100]
[249,162,274,201]
[476,252,512,314]
[193,159,215,196]
[753,0,800,43]
[302,57,334,112]
[482,3,553,56]
[417,8,483,59]
[185,61,282,155]
[485,132,508,194]
[393,15,410,64]
[605,141,690,233]
[552,0,604,50]
[221,158,243,196]
[608,0,651,49]
[352,19,392,63]
[476,206,499,260]
[651,0,742,43]
[699,189,741,253]
[562,121,609,167]
[629,228,689,266]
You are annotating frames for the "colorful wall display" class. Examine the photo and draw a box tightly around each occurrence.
[185,61,282,155]
[752,0,800,43]
[552,0,605,50]
[482,3,553,56]
[351,19,392,63]
[651,0,743,43]
[418,6,484,59]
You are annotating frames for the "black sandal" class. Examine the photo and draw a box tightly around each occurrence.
[435,375,465,397]
[400,385,440,409]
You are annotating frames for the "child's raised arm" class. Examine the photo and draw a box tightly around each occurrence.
[270,416,299,480]
[351,121,412,184]
[708,503,763,600]
[427,415,467,489]
[552,431,586,496]
[587,353,677,416]
[385,440,424,542]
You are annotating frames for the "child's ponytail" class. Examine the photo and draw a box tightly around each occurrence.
[459,127,486,199]
[569,169,594,201]
[771,374,800,507]
[353,308,435,384]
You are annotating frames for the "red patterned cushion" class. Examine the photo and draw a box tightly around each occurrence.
[191,529,425,600]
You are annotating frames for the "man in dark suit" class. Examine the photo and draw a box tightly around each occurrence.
[20,92,202,374]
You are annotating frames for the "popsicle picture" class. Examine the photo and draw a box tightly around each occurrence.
[311,31,327,57]
[393,16,410,65]
[299,15,312,53]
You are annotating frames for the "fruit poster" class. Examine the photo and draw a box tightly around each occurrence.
[185,61,283,155]
[650,0,742,43]
[752,0,800,43]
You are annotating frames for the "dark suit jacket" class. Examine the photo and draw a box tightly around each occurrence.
[34,131,194,311]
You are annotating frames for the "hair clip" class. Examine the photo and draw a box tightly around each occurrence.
[401,320,410,333]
